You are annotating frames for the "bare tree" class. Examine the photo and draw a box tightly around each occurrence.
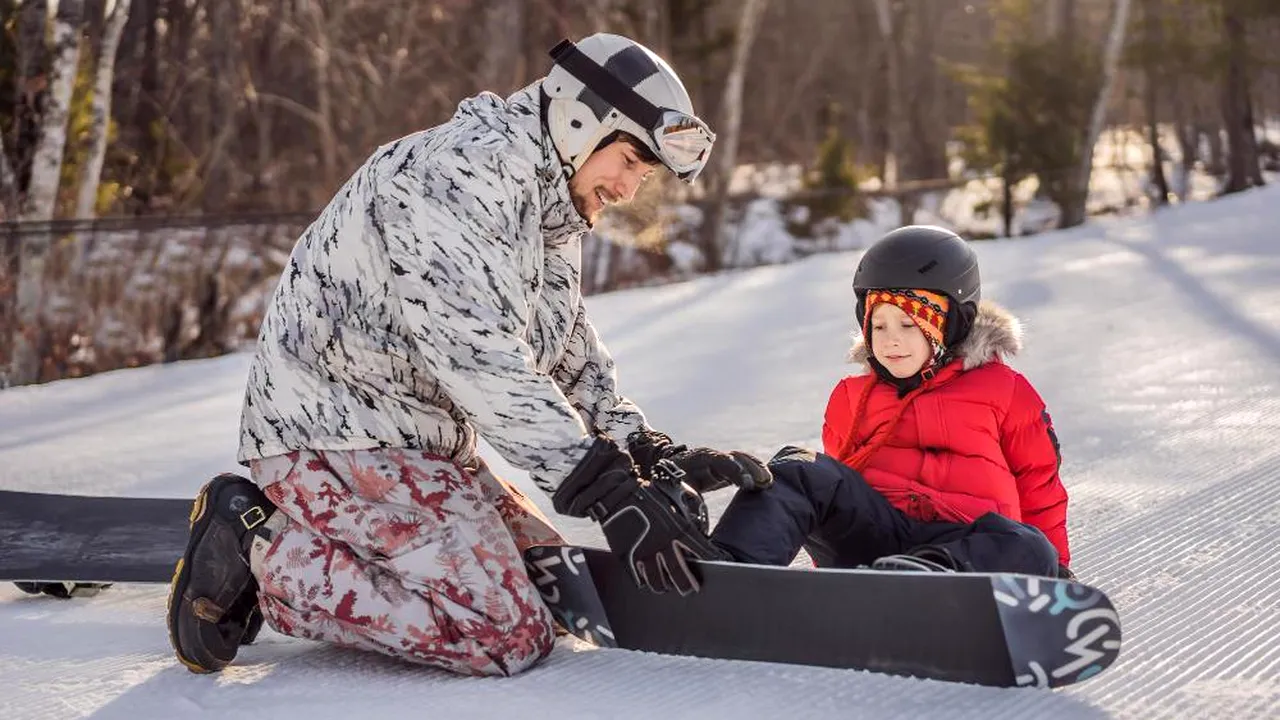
[0,136,17,219]
[586,0,620,32]
[12,0,86,386]
[479,0,525,92]
[873,0,902,192]
[198,0,241,212]
[1220,2,1264,194]
[640,2,671,59]
[12,0,49,198]
[1045,0,1077,40]
[22,0,86,222]
[302,0,343,200]
[1063,0,1132,228]
[76,0,134,219]
[702,0,769,271]
[901,6,951,183]
[746,1,862,165]
[1140,0,1170,206]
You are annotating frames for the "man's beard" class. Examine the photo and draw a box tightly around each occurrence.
[569,189,597,227]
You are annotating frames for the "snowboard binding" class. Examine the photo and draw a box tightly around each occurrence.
[14,581,113,598]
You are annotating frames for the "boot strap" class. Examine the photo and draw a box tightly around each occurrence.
[190,581,261,627]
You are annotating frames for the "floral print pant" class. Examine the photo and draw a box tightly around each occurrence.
[249,448,564,677]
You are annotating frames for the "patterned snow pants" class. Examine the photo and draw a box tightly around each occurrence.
[248,448,564,677]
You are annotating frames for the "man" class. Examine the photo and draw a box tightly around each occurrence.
[167,34,770,678]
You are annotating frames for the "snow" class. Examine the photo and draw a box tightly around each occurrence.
[4,185,1280,719]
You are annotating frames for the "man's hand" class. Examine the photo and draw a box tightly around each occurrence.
[552,437,727,595]
[627,429,773,494]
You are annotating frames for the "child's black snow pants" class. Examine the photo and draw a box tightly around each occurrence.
[709,446,1060,576]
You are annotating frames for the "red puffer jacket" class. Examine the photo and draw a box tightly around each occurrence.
[822,301,1070,566]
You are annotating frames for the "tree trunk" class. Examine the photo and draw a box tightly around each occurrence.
[0,226,18,387]
[1240,83,1263,188]
[1142,0,1169,206]
[872,0,902,196]
[854,6,876,170]
[1002,161,1014,238]
[479,0,524,92]
[586,0,618,32]
[132,0,162,211]
[23,0,85,222]
[201,0,239,213]
[1219,7,1263,195]
[305,2,339,201]
[0,135,18,219]
[1046,0,1077,42]
[1145,81,1170,206]
[13,0,48,195]
[76,0,134,219]
[701,0,768,272]
[12,0,85,385]
[1172,121,1195,201]
[904,6,948,182]
[1045,0,1062,37]
[641,3,670,59]
[1061,0,1132,228]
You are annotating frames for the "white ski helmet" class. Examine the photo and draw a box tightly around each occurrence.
[544,34,716,184]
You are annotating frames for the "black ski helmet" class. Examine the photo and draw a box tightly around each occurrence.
[853,225,981,344]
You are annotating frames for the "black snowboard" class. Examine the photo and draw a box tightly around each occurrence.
[522,543,1122,689]
[1,489,1121,688]
[0,489,191,584]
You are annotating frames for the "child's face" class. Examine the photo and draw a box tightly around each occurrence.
[869,303,934,378]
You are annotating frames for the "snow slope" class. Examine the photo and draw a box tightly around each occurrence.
[3,187,1280,719]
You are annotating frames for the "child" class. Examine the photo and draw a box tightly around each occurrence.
[708,225,1070,577]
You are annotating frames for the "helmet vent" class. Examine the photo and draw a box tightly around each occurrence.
[917,260,938,274]
[570,119,582,129]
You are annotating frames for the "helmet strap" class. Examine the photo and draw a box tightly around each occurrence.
[869,354,951,399]
[549,40,663,132]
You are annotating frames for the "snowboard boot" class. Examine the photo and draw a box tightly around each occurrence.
[871,546,960,573]
[167,473,277,673]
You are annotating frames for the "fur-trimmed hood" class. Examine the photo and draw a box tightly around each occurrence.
[849,300,1023,371]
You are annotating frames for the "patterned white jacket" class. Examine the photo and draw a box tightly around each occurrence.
[238,82,648,494]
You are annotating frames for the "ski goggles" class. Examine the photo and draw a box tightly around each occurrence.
[550,40,716,183]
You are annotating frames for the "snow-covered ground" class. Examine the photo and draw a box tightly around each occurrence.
[3,185,1280,719]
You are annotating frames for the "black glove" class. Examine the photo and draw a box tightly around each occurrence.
[553,436,728,595]
[627,429,773,494]
[1057,564,1077,581]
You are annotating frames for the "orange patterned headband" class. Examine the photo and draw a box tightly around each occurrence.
[863,289,950,349]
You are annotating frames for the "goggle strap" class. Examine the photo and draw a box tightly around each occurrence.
[549,40,664,132]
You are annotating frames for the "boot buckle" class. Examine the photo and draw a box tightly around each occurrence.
[240,506,267,530]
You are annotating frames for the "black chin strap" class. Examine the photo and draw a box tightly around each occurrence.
[870,358,921,398]
[870,354,949,398]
